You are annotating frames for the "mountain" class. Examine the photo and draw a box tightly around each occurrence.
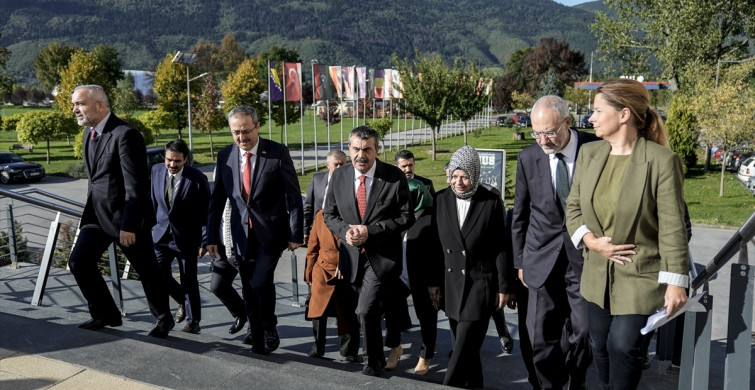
[1,0,602,87]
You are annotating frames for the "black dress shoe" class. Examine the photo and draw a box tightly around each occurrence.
[344,355,361,364]
[242,334,254,345]
[500,336,514,354]
[175,304,186,323]
[78,317,122,330]
[264,328,280,352]
[361,364,382,377]
[250,344,270,355]
[229,316,247,334]
[181,322,201,334]
[307,346,324,358]
[148,319,175,338]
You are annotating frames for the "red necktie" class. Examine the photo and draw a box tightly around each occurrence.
[243,152,253,228]
[88,128,97,167]
[357,175,367,220]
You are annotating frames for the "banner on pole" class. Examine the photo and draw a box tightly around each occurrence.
[284,62,302,102]
[268,61,283,101]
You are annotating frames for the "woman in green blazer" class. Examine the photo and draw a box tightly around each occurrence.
[565,79,689,390]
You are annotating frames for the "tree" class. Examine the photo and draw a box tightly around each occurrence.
[368,116,393,160]
[511,91,534,112]
[191,34,246,82]
[139,109,178,145]
[0,35,12,99]
[394,52,456,161]
[538,68,560,97]
[153,53,200,138]
[90,45,124,90]
[665,94,698,173]
[448,63,489,145]
[33,43,76,93]
[1,114,23,133]
[55,49,121,115]
[111,73,140,116]
[15,111,78,163]
[687,61,755,196]
[592,0,755,92]
[523,38,586,96]
[192,74,225,159]
[221,57,266,122]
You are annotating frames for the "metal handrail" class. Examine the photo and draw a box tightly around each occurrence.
[691,211,755,291]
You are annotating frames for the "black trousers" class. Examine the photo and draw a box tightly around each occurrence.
[69,225,170,322]
[587,302,648,390]
[527,253,591,389]
[155,236,201,323]
[238,231,281,345]
[355,259,389,368]
[384,280,438,359]
[311,280,360,357]
[209,248,247,328]
[444,317,488,388]
[515,279,540,389]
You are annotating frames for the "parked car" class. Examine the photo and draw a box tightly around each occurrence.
[516,114,532,127]
[725,151,752,172]
[495,116,508,127]
[737,156,755,182]
[0,152,45,184]
[748,176,755,194]
[146,146,165,166]
[581,111,593,128]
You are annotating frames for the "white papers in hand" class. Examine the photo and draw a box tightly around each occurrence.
[640,293,706,335]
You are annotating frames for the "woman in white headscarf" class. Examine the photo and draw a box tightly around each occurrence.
[430,146,515,388]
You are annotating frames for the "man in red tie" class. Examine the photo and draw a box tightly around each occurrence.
[323,126,414,376]
[206,106,303,354]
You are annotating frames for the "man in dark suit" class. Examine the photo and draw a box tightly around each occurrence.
[206,106,303,354]
[68,84,174,338]
[323,126,414,376]
[394,149,435,196]
[303,149,347,244]
[150,139,210,334]
[512,95,598,389]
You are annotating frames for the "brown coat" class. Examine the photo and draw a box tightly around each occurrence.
[304,210,340,318]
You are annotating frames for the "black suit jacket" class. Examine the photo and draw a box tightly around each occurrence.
[405,207,444,289]
[207,139,303,256]
[323,159,414,284]
[511,129,599,288]
[81,113,154,237]
[434,186,510,321]
[151,163,210,256]
[303,171,328,236]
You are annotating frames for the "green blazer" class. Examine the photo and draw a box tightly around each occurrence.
[566,136,688,315]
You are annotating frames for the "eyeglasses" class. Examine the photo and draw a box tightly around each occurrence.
[531,126,562,139]
[231,129,255,137]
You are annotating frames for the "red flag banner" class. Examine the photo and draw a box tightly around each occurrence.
[284,62,302,102]
[329,66,342,99]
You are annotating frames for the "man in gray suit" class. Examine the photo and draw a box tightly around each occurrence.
[303,149,347,244]
[512,95,598,389]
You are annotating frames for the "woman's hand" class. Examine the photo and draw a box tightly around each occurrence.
[664,285,687,316]
[583,233,637,265]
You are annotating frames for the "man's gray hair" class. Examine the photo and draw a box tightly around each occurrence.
[227,106,259,124]
[531,95,569,122]
[73,85,110,108]
[326,149,347,162]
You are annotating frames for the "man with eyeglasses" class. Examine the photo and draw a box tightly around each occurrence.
[206,106,303,354]
[512,95,599,389]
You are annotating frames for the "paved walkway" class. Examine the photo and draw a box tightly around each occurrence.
[1,225,752,389]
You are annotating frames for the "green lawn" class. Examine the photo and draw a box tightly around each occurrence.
[2,106,751,228]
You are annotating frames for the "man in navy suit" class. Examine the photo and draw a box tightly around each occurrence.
[303,149,347,244]
[151,139,210,334]
[68,84,173,338]
[206,106,303,354]
[512,95,598,389]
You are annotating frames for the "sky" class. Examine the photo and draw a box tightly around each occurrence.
[553,0,592,6]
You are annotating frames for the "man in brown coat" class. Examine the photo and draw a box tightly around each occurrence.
[304,210,360,360]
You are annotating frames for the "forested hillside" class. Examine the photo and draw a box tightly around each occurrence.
[0,0,605,86]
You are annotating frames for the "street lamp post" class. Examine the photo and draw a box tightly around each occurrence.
[171,51,208,153]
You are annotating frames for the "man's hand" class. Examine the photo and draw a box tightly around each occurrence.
[345,225,368,247]
[303,235,309,245]
[518,269,528,288]
[199,247,207,257]
[334,268,343,280]
[583,233,636,265]
[288,242,302,251]
[206,244,219,259]
[119,230,135,247]
[428,286,441,310]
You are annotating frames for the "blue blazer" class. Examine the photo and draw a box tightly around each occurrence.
[151,163,210,256]
[208,138,303,256]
